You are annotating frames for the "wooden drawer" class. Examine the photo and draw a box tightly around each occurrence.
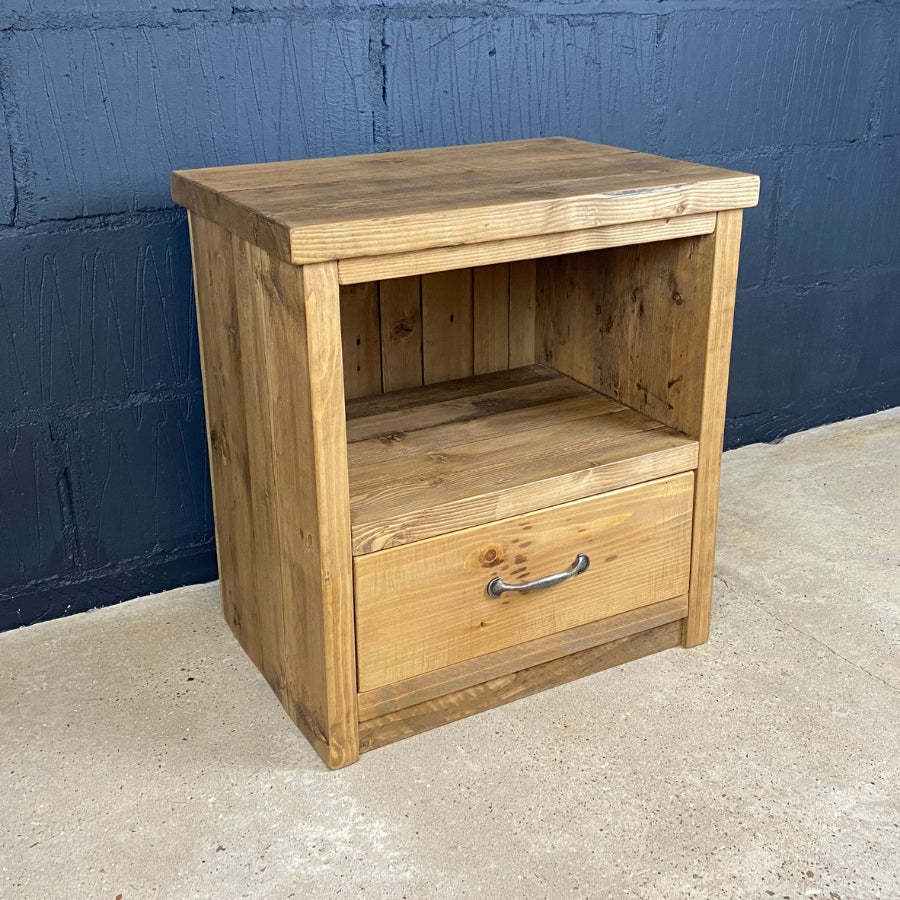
[354,472,694,691]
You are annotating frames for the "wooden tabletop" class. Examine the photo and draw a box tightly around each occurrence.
[172,138,759,265]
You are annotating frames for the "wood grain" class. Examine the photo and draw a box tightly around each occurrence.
[684,210,744,647]
[358,620,684,753]
[188,214,261,665]
[337,214,716,284]
[338,281,381,399]
[354,473,693,690]
[288,260,359,767]
[351,435,698,555]
[536,235,716,437]
[230,234,290,710]
[348,370,699,553]
[219,244,358,769]
[345,371,592,446]
[345,364,553,421]
[508,259,537,368]
[347,393,614,469]
[357,596,688,720]
[172,138,759,264]
[473,263,510,375]
[421,268,473,383]
[378,275,423,392]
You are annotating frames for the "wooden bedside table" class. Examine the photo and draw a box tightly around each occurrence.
[172,138,759,769]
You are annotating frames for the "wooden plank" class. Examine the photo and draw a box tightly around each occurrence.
[354,473,694,690]
[351,437,699,555]
[508,259,536,368]
[537,235,716,437]
[348,393,620,469]
[187,214,261,665]
[421,268,473,383]
[291,260,359,767]
[358,620,684,753]
[309,175,757,265]
[684,210,744,647]
[379,275,423,392]
[173,138,750,203]
[338,281,381,399]
[345,363,554,421]
[473,263,510,374]
[338,214,717,284]
[350,407,699,554]
[230,234,290,707]
[237,251,358,769]
[174,138,623,200]
[357,596,688,720]
[346,371,592,445]
[178,188,292,262]
[172,139,758,264]
[351,389,638,492]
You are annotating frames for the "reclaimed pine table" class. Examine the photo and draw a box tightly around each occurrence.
[172,138,759,768]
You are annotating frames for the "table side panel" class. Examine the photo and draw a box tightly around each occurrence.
[536,233,716,437]
[188,214,262,667]
[684,209,744,646]
[193,228,358,768]
[535,211,744,647]
[276,259,359,767]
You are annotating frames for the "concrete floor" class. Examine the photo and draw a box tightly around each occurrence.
[1,409,898,900]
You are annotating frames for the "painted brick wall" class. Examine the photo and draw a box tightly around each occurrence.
[1,1,898,629]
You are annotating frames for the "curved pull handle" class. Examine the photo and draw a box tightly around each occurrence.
[486,553,590,598]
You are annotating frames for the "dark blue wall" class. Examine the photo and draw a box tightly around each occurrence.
[2,1,898,629]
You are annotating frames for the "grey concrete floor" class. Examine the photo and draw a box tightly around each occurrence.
[2,409,898,900]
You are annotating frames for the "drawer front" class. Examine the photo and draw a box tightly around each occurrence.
[354,472,694,692]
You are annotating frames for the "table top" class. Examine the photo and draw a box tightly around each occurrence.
[172,137,759,265]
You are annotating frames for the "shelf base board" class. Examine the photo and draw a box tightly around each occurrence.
[358,617,685,754]
[358,595,688,720]
[347,365,698,554]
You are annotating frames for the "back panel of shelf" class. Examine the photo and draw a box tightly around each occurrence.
[338,260,538,400]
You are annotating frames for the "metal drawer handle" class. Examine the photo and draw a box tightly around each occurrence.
[486,553,590,598]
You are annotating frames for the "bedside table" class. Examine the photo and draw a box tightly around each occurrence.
[172,138,759,768]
